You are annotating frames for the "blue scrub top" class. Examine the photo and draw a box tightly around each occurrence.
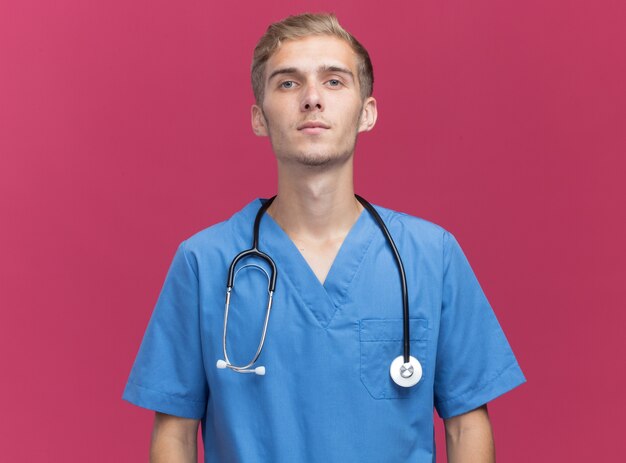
[123,198,526,462]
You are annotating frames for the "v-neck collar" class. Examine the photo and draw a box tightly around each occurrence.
[246,198,377,329]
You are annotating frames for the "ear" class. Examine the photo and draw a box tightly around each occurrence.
[251,104,268,137]
[357,96,378,133]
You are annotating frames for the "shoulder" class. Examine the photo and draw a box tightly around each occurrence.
[183,218,233,252]
[371,202,453,248]
[174,198,261,266]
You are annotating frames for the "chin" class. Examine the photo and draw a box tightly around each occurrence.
[296,155,336,167]
[292,149,353,168]
[273,140,356,168]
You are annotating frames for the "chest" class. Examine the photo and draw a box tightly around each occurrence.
[290,235,345,285]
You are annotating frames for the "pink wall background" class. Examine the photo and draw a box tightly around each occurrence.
[1,0,624,461]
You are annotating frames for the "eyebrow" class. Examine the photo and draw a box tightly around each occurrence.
[267,67,299,81]
[321,65,354,79]
[267,65,355,82]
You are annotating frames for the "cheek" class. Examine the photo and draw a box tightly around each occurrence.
[338,103,364,132]
[263,104,294,131]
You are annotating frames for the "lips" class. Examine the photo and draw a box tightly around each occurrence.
[297,121,330,135]
[297,121,330,130]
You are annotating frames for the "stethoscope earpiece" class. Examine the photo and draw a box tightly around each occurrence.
[217,359,266,376]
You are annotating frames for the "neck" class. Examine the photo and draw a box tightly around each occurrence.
[267,160,363,241]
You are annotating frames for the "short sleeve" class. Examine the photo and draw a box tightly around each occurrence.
[434,232,526,419]
[122,240,208,419]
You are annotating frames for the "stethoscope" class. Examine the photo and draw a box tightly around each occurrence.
[216,195,423,388]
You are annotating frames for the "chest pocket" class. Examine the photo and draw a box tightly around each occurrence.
[359,318,429,399]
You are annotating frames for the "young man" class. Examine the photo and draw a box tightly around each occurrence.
[123,13,526,462]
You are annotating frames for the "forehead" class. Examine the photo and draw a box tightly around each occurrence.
[265,35,358,78]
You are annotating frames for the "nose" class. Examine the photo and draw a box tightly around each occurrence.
[300,82,323,112]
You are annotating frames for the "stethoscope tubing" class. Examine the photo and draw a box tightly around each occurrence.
[226,196,277,291]
[221,196,277,373]
[355,195,411,364]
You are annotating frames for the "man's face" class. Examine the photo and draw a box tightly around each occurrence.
[251,35,377,168]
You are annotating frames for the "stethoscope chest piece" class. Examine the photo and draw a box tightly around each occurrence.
[390,355,422,388]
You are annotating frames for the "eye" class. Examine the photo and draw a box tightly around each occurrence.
[280,81,296,89]
[327,79,342,87]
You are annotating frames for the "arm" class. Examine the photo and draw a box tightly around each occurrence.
[443,404,495,463]
[150,412,200,463]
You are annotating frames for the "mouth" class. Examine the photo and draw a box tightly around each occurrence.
[297,121,330,134]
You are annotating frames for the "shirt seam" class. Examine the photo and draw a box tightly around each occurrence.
[179,239,209,395]
[436,360,519,405]
[180,240,199,280]
[441,230,451,301]
[327,219,377,324]
[127,378,206,404]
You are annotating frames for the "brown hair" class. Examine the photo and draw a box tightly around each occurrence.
[251,13,374,104]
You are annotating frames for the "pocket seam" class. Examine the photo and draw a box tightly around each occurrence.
[359,318,429,400]
[359,318,429,341]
